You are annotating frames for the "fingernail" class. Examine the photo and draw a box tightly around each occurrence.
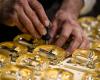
[45,20,50,27]
[42,29,47,35]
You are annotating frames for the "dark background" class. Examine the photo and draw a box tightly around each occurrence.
[0,0,100,42]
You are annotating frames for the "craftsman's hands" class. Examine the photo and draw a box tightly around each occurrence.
[9,0,89,54]
[12,0,50,38]
[49,10,89,53]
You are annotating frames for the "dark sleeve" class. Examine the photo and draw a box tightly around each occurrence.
[0,0,16,23]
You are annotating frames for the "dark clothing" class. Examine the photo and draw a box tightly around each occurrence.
[0,0,100,42]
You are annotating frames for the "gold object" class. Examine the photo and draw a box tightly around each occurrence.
[0,64,34,80]
[97,15,100,21]
[13,34,33,42]
[78,17,96,23]
[0,49,10,67]
[41,68,73,80]
[0,42,28,62]
[78,17,99,42]
[13,34,34,49]
[13,34,45,49]
[0,42,28,54]
[83,72,100,80]
[16,54,49,70]
[90,22,100,41]
[91,41,100,49]
[34,45,68,65]
[78,17,97,29]
[95,62,100,72]
[72,49,100,69]
[32,39,45,48]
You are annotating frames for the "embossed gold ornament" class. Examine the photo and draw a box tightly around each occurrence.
[0,64,34,80]
[91,41,100,49]
[72,49,100,69]
[78,17,99,42]
[0,42,28,54]
[41,68,73,80]
[0,49,10,67]
[14,34,45,49]
[0,42,28,62]
[83,72,100,80]
[34,45,68,65]
[16,53,49,70]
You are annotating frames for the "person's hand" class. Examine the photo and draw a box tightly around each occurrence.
[10,0,50,38]
[49,10,89,54]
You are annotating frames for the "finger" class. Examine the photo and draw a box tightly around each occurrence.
[80,31,90,49]
[21,0,47,36]
[15,5,40,38]
[15,13,29,33]
[10,11,28,33]
[67,29,82,52]
[16,21,28,33]
[49,20,58,42]
[86,41,90,49]
[67,39,80,53]
[16,20,28,34]
[29,0,50,27]
[55,23,72,47]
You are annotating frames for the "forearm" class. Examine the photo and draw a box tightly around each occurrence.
[60,0,83,19]
[0,0,16,23]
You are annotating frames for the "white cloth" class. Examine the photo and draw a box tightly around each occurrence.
[80,0,96,15]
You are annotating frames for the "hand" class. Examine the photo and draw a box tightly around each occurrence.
[9,0,50,38]
[49,10,89,54]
